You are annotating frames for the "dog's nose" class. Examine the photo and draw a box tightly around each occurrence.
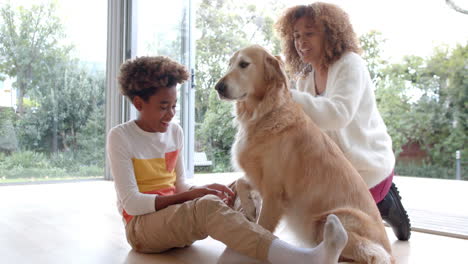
[215,81,227,94]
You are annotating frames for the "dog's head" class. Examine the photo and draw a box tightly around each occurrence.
[215,45,288,101]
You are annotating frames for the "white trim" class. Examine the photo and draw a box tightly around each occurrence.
[105,0,126,180]
[105,0,195,180]
[183,0,196,178]
[126,0,137,122]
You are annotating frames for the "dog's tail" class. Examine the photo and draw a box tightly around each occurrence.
[346,233,395,264]
[321,208,394,264]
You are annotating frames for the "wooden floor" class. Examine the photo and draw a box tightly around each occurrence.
[1,178,467,264]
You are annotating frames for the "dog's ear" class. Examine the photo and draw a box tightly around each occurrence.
[264,54,288,88]
[229,50,240,67]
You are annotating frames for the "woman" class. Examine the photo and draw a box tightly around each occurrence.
[275,2,411,241]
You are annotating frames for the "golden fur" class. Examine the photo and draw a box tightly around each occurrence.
[215,45,394,264]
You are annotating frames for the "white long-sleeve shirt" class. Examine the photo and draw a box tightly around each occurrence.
[291,52,395,188]
[106,120,190,223]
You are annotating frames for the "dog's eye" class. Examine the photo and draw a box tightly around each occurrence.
[239,61,250,68]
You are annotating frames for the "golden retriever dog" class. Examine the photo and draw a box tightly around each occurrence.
[215,45,394,264]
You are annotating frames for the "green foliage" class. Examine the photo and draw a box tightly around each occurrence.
[0,107,14,135]
[0,108,18,153]
[197,90,236,172]
[195,0,284,170]
[48,151,103,176]
[376,44,467,168]
[48,151,77,169]
[1,167,67,179]
[0,1,105,181]
[13,61,105,154]
[374,76,412,157]
[75,93,106,168]
[0,150,49,169]
[0,150,104,180]
[359,31,387,84]
[0,1,69,114]
[395,162,459,180]
[195,0,284,122]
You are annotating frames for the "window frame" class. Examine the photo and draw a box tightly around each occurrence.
[105,0,195,180]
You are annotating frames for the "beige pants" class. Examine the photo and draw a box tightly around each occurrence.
[125,194,276,261]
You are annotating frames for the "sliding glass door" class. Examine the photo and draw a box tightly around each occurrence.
[0,0,107,184]
[127,0,195,176]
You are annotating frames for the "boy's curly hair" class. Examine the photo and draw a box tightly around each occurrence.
[118,56,189,102]
[275,2,361,77]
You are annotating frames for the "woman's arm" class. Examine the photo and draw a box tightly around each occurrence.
[292,54,369,130]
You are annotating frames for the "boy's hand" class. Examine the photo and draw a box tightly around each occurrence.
[204,183,236,206]
[188,183,235,206]
[155,184,236,210]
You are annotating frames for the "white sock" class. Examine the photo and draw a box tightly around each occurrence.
[217,247,266,264]
[267,214,348,264]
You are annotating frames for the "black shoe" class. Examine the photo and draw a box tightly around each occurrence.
[377,183,411,241]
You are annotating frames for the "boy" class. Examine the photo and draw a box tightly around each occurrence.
[107,56,348,264]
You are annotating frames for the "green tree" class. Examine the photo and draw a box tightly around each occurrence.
[423,44,467,166]
[16,58,104,154]
[195,0,284,123]
[359,30,387,84]
[377,55,430,157]
[197,90,236,172]
[0,107,18,153]
[0,1,67,115]
[359,31,466,177]
[74,72,106,168]
[195,0,284,171]
[378,43,467,169]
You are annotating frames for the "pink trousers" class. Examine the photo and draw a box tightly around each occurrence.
[369,170,394,203]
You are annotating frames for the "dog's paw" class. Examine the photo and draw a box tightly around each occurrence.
[232,178,261,222]
[242,193,258,221]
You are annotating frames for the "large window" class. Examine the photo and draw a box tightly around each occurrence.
[189,0,468,239]
[192,0,286,173]
[1,0,465,184]
[192,0,467,180]
[125,0,195,176]
[0,1,107,183]
[128,0,192,124]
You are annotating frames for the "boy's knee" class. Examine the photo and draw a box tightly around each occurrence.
[199,194,224,204]
[196,194,227,212]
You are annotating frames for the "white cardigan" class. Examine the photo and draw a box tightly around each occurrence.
[291,52,395,188]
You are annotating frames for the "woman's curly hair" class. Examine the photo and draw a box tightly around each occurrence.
[275,2,361,77]
[118,56,189,102]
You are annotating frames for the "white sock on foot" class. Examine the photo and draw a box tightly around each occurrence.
[313,214,348,264]
[267,214,348,264]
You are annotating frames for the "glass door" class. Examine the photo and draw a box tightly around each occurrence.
[0,0,107,184]
[128,0,195,177]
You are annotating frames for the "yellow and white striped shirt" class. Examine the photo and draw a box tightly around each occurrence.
[107,120,189,224]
